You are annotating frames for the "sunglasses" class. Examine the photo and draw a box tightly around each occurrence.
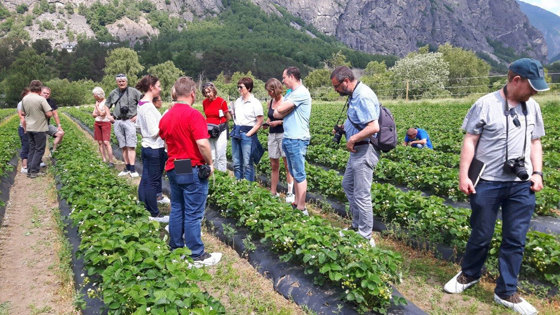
[237,85,244,90]
[509,108,521,128]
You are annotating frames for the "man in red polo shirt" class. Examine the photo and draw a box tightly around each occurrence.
[159,76,221,267]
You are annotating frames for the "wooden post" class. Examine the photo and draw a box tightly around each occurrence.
[406,80,409,101]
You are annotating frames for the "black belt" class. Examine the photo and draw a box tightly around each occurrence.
[355,141,371,146]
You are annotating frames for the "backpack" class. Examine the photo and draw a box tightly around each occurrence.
[347,103,397,153]
[371,104,397,152]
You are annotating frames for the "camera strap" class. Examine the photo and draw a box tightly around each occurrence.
[503,86,528,162]
[335,81,361,126]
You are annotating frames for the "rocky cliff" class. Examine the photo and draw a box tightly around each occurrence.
[258,0,546,60]
[518,0,560,62]
[1,0,547,61]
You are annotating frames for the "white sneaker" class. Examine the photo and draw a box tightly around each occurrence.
[164,225,169,233]
[494,293,537,315]
[369,237,376,247]
[301,209,309,216]
[40,162,46,167]
[129,171,140,178]
[21,167,28,173]
[157,196,170,204]
[192,252,222,268]
[118,170,129,177]
[443,271,480,294]
[285,193,295,203]
[149,215,169,223]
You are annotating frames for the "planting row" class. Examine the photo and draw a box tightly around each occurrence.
[207,172,405,313]
[250,148,560,288]
[54,115,224,314]
[0,115,22,178]
[305,141,560,216]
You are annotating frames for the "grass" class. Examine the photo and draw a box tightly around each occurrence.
[0,302,11,315]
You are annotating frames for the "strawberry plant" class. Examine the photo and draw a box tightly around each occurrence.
[208,173,404,313]
[53,115,224,314]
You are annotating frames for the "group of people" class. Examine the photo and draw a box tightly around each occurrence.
[17,82,65,178]
[17,57,548,313]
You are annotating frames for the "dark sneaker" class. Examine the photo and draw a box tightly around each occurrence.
[494,292,537,315]
[443,271,479,294]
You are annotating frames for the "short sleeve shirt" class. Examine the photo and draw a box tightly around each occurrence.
[107,87,141,119]
[46,98,57,125]
[17,101,23,127]
[344,82,380,139]
[404,128,433,149]
[462,90,545,181]
[159,103,209,171]
[203,97,229,125]
[283,84,312,140]
[22,93,52,132]
[231,94,263,126]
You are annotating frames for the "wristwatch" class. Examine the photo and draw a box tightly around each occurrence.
[532,171,543,177]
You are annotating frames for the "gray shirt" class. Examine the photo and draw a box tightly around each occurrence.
[106,86,141,119]
[462,90,545,181]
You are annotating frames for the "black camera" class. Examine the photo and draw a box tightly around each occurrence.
[120,105,129,118]
[333,125,345,144]
[504,157,529,180]
[198,164,212,179]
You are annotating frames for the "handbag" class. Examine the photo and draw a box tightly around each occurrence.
[207,123,221,138]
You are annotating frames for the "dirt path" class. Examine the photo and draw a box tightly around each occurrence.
[0,160,75,314]
[63,114,304,314]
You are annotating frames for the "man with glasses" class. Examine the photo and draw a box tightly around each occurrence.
[444,58,548,315]
[274,67,311,215]
[330,66,380,247]
[107,73,142,177]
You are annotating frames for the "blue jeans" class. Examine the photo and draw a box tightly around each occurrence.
[138,147,167,217]
[18,126,29,160]
[282,138,309,183]
[231,132,254,181]
[461,180,535,297]
[167,168,208,258]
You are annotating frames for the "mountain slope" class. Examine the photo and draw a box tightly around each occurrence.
[0,0,548,62]
[517,0,560,61]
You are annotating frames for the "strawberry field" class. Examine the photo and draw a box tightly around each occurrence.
[53,97,560,314]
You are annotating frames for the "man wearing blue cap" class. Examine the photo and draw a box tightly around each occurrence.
[444,58,548,315]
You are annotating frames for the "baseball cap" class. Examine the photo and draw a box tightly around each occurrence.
[509,58,549,92]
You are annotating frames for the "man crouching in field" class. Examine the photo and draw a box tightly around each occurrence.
[158,77,221,267]
[444,58,548,315]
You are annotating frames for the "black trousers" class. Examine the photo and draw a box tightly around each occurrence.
[27,131,46,174]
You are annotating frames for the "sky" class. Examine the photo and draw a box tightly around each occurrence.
[520,0,560,16]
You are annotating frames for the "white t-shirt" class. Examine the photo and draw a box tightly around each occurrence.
[232,94,263,126]
[136,100,165,149]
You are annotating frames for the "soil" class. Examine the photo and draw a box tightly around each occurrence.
[0,160,75,314]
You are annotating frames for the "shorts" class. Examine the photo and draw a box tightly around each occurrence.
[47,125,59,137]
[267,132,285,159]
[282,138,309,183]
[94,121,112,141]
[114,119,137,148]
